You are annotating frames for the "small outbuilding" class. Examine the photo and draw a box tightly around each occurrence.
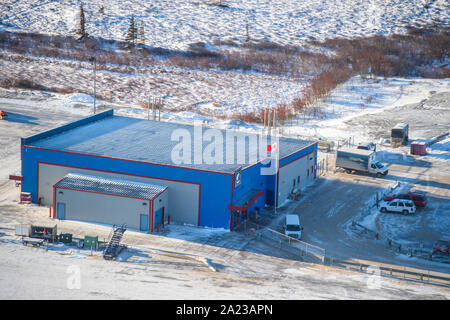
[53,173,168,232]
[410,141,427,156]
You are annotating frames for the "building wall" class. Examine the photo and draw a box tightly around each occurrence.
[277,143,317,206]
[22,140,317,230]
[152,188,169,231]
[38,163,195,226]
[22,146,233,229]
[54,188,153,231]
[229,162,268,227]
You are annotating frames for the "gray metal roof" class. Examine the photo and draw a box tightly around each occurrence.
[55,173,167,200]
[392,123,408,130]
[28,115,315,173]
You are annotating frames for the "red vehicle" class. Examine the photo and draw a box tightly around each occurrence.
[384,192,427,207]
[433,235,450,254]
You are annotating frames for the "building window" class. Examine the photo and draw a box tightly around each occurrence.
[297,176,300,184]
[307,169,309,177]
[293,179,296,187]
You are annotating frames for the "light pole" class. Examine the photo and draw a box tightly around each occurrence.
[89,56,97,114]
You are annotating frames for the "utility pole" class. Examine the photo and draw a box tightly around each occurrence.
[89,57,97,114]
[147,81,151,120]
[158,97,161,121]
[147,95,150,120]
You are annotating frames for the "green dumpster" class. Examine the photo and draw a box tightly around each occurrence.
[84,235,98,250]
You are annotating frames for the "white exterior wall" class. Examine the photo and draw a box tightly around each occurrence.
[278,151,316,205]
[153,188,169,226]
[38,163,199,225]
[54,188,154,231]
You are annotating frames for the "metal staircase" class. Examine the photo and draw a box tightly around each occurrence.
[103,224,127,260]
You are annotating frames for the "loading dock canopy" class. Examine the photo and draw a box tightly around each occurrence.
[229,189,264,211]
[54,173,167,200]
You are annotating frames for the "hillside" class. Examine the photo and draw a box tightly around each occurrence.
[1,0,449,50]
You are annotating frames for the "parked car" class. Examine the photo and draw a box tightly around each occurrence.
[384,192,427,207]
[357,142,376,151]
[432,235,450,254]
[380,199,416,215]
[284,214,303,240]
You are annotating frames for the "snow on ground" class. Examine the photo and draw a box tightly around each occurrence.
[0,51,308,116]
[0,89,94,117]
[280,76,450,143]
[423,138,450,162]
[350,145,450,251]
[1,0,448,50]
[1,79,450,299]
[0,222,448,299]
[162,223,229,242]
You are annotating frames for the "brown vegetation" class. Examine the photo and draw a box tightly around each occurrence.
[0,24,448,124]
[316,25,449,78]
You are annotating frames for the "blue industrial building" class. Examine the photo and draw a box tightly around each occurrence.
[19,110,317,231]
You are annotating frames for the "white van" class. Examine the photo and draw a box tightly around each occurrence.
[285,214,303,240]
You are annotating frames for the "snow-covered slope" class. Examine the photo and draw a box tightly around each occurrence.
[1,0,448,50]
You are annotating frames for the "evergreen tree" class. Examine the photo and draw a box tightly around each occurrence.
[125,15,138,47]
[245,23,250,42]
[137,21,145,46]
[75,3,88,39]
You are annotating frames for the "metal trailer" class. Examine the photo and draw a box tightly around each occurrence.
[30,224,58,242]
[391,123,409,147]
[15,224,30,237]
[22,237,45,247]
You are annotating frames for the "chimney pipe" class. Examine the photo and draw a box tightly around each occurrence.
[273,109,277,130]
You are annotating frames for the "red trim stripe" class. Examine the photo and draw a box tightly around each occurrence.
[229,190,264,211]
[276,169,279,207]
[280,150,315,168]
[279,142,318,161]
[151,200,154,232]
[149,200,152,232]
[151,186,169,201]
[52,186,56,219]
[20,145,23,194]
[229,174,234,231]
[25,145,233,175]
